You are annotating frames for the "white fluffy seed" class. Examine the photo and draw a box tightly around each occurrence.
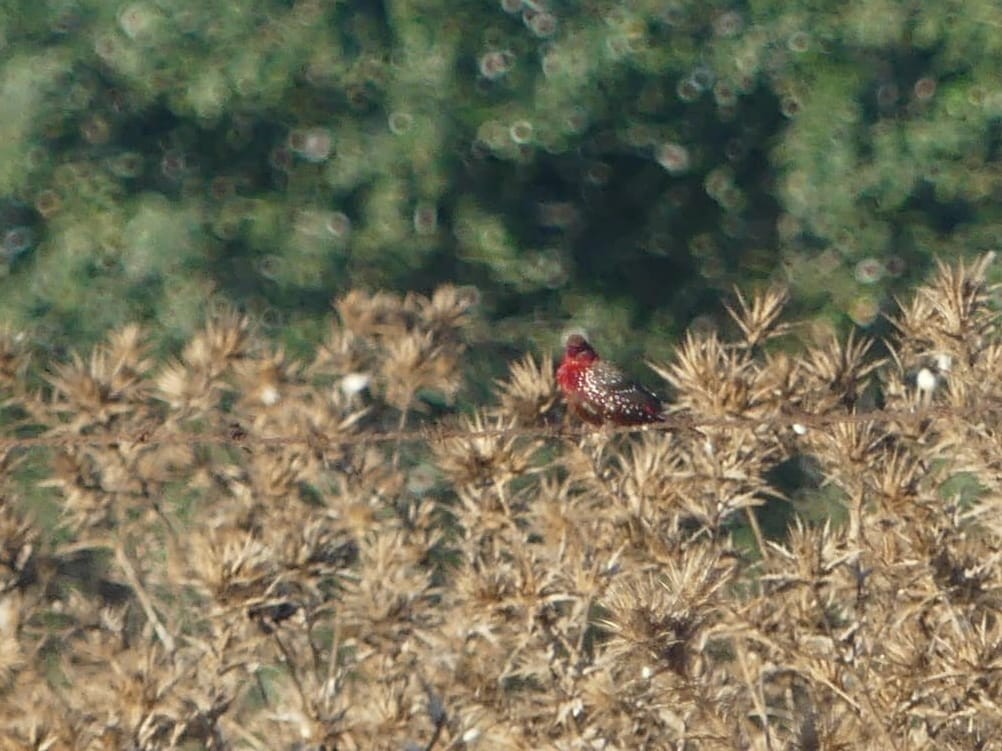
[340,372,371,396]
[916,368,937,393]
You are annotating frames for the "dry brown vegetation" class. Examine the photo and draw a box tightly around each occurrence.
[1,258,1002,749]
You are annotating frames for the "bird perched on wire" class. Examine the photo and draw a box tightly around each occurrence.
[556,333,664,426]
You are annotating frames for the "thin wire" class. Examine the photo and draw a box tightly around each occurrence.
[0,403,986,451]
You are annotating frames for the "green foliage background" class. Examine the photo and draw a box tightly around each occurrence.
[0,0,1000,364]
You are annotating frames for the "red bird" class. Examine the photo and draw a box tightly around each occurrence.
[556,334,664,426]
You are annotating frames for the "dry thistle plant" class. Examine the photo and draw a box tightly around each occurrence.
[1,262,1002,749]
[493,351,559,426]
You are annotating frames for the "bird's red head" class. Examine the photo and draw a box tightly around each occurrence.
[563,333,598,362]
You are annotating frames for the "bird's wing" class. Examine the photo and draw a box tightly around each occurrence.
[583,361,663,423]
[585,360,633,391]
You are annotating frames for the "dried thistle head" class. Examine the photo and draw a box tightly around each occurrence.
[599,545,735,676]
[277,516,359,575]
[725,286,790,350]
[432,411,539,489]
[188,527,276,606]
[37,449,113,530]
[895,252,997,347]
[247,445,313,500]
[887,252,1000,411]
[380,329,462,410]
[104,323,154,379]
[312,325,371,379]
[155,356,220,413]
[47,325,154,428]
[677,430,774,532]
[606,432,686,527]
[653,330,754,416]
[335,289,409,340]
[494,351,559,425]
[341,528,437,628]
[155,313,255,416]
[412,284,480,338]
[761,518,857,597]
[182,308,251,376]
[800,330,882,412]
[232,346,303,411]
